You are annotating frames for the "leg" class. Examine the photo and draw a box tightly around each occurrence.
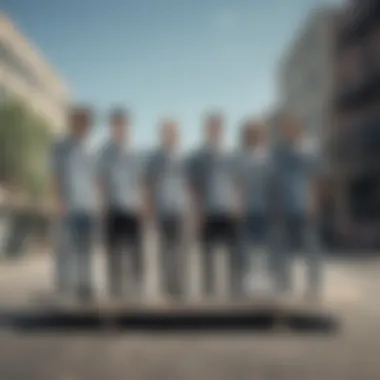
[225,218,244,298]
[304,219,324,300]
[200,218,216,297]
[54,218,74,295]
[70,214,95,300]
[105,211,124,297]
[268,219,293,296]
[159,219,183,298]
[127,216,144,298]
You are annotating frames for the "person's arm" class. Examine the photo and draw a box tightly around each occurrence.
[307,152,323,222]
[143,153,156,224]
[234,153,246,220]
[186,153,203,233]
[50,142,66,220]
[96,145,109,216]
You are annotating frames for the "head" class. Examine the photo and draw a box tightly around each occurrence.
[160,119,180,151]
[241,120,267,149]
[279,114,304,144]
[109,108,130,142]
[204,112,224,148]
[69,106,93,140]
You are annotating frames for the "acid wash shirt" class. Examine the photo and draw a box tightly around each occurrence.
[188,146,239,216]
[98,141,145,213]
[145,149,189,218]
[51,136,98,214]
[236,146,272,216]
[271,139,321,217]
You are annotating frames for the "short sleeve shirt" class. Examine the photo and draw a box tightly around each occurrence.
[272,140,321,216]
[98,141,145,212]
[145,149,188,218]
[236,147,272,215]
[51,137,98,213]
[188,147,238,215]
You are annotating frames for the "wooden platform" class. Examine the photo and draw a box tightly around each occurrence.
[22,296,340,332]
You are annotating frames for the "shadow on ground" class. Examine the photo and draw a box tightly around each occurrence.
[0,308,341,335]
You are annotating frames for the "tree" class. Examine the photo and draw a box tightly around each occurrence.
[0,100,53,206]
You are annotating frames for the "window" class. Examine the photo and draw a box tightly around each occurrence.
[368,24,380,70]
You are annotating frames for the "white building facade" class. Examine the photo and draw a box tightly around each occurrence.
[0,14,70,134]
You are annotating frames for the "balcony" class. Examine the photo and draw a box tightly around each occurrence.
[338,0,380,46]
[330,114,380,174]
[335,54,380,111]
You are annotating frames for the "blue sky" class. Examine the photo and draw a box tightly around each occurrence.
[2,0,338,149]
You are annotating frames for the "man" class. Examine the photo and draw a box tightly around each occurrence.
[237,121,272,295]
[270,114,323,300]
[188,113,242,298]
[98,109,145,298]
[51,106,98,301]
[145,119,188,299]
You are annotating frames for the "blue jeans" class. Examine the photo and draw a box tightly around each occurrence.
[269,214,323,297]
[240,213,269,277]
[55,212,95,294]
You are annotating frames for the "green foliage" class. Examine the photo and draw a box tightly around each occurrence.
[0,100,53,204]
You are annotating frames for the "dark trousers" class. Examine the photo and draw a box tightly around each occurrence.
[200,214,242,297]
[104,209,143,297]
[157,216,184,297]
[56,212,94,297]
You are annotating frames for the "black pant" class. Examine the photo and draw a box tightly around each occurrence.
[200,214,242,297]
[157,216,184,297]
[104,209,143,296]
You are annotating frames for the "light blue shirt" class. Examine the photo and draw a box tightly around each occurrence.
[188,146,238,215]
[272,140,321,216]
[237,147,272,215]
[146,149,188,218]
[98,141,145,212]
[51,136,98,213]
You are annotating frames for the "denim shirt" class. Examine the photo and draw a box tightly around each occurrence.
[146,148,188,218]
[98,141,145,212]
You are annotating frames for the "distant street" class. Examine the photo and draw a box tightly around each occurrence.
[0,244,380,379]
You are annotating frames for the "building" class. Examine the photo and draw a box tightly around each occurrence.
[0,13,70,134]
[278,7,339,152]
[330,0,380,248]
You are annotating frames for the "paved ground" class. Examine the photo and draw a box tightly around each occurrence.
[0,246,380,379]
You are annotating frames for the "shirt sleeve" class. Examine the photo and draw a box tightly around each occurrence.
[97,143,112,181]
[50,140,64,178]
[144,152,159,186]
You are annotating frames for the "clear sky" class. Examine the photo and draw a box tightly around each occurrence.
[2,0,338,149]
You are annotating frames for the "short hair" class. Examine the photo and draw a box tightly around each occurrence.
[109,107,130,123]
[240,119,264,145]
[204,111,224,125]
[69,105,93,123]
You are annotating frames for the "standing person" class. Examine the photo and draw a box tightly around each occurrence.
[145,119,189,299]
[270,114,323,300]
[51,106,98,301]
[237,121,272,295]
[188,113,242,298]
[98,109,146,298]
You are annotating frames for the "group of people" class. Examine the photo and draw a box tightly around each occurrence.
[52,107,323,302]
